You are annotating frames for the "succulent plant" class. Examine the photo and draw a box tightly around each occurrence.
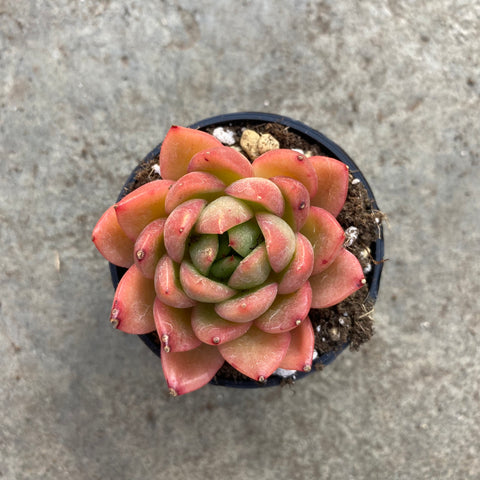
[92,126,366,395]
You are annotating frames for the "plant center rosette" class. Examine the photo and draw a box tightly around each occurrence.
[92,126,367,396]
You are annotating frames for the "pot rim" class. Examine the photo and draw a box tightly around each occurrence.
[109,112,384,388]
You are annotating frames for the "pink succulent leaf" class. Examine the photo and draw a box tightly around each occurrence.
[154,255,196,308]
[187,146,254,185]
[224,177,285,216]
[309,156,349,217]
[114,179,174,241]
[227,243,271,290]
[300,206,345,275]
[164,198,207,263]
[227,220,262,257]
[255,281,312,333]
[92,205,135,268]
[310,248,366,308]
[134,218,166,279]
[110,264,156,334]
[252,149,318,197]
[256,212,296,273]
[191,304,252,345]
[153,299,200,353]
[189,234,219,276]
[278,317,315,372]
[159,126,222,181]
[164,171,225,214]
[214,283,278,323]
[270,176,310,231]
[217,326,291,382]
[195,196,254,234]
[161,343,225,396]
[179,260,237,303]
[276,233,314,294]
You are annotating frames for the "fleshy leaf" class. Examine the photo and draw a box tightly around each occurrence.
[153,299,200,353]
[214,283,278,323]
[159,126,222,181]
[195,196,254,234]
[252,149,318,197]
[276,233,314,294]
[189,234,218,275]
[134,218,166,279]
[92,205,134,268]
[188,146,254,185]
[164,171,225,214]
[164,199,207,263]
[218,326,291,382]
[270,176,310,231]
[110,264,156,334]
[256,212,296,273]
[179,261,236,302]
[278,317,315,372]
[255,281,312,333]
[209,255,242,281]
[225,177,285,216]
[161,344,225,396]
[191,304,252,345]
[228,220,262,257]
[309,156,349,217]
[228,243,271,290]
[114,180,174,241]
[300,206,345,275]
[154,255,196,308]
[310,248,366,308]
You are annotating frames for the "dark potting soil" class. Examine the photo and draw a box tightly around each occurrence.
[126,123,385,385]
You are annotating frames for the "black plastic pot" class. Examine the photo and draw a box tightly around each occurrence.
[109,112,384,388]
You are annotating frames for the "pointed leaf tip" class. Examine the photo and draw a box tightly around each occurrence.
[278,317,315,371]
[218,327,291,381]
[92,205,134,268]
[159,126,222,181]
[110,265,156,334]
[161,344,225,396]
[309,156,349,217]
[310,248,365,308]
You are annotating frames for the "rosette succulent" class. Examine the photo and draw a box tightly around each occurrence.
[92,126,366,395]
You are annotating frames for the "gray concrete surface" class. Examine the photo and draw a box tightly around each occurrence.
[1,1,479,479]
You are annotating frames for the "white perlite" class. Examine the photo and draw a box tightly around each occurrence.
[344,226,359,247]
[151,164,161,176]
[274,368,297,378]
[212,127,236,146]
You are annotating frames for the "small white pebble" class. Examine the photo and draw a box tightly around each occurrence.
[338,317,345,326]
[274,368,297,378]
[352,178,360,185]
[316,325,321,332]
[343,312,349,317]
[151,164,161,176]
[312,350,319,361]
[292,148,304,154]
[213,127,236,146]
[344,226,359,247]
[363,264,372,274]
[360,247,371,259]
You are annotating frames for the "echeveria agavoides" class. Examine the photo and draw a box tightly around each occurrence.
[92,126,365,395]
